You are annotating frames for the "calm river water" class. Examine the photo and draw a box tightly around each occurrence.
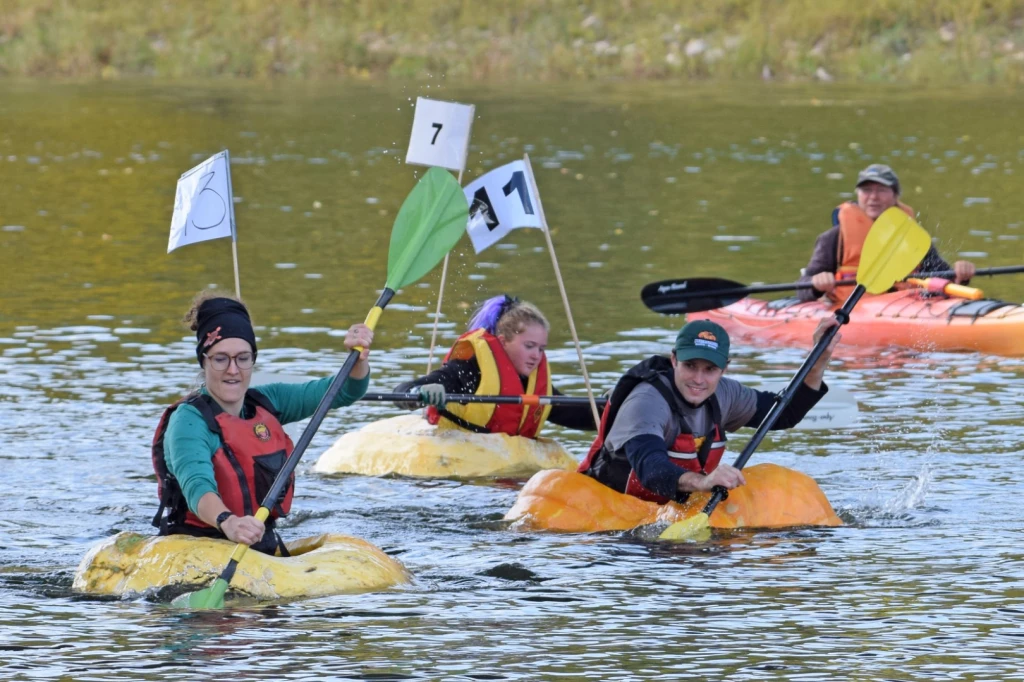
[2,80,1023,680]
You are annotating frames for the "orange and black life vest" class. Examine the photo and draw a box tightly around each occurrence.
[426,328,552,438]
[834,201,916,292]
[578,356,727,504]
[151,390,295,541]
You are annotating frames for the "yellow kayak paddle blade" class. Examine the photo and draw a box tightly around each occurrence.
[658,513,712,542]
[859,207,932,294]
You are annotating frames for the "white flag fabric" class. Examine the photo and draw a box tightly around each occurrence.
[463,160,543,253]
[168,151,235,253]
[405,97,475,172]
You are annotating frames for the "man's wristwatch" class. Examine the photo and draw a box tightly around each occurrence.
[215,511,233,532]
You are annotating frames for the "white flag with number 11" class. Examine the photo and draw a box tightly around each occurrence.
[463,160,543,253]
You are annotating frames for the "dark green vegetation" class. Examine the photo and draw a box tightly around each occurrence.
[3,0,1024,83]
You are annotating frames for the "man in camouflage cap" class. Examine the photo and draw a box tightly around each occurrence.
[797,163,975,301]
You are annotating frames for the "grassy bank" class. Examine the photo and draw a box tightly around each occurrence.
[2,0,1024,83]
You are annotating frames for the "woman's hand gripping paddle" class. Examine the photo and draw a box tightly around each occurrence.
[174,167,469,608]
[658,207,931,541]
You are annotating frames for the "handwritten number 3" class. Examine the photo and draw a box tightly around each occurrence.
[431,122,443,144]
[190,170,227,232]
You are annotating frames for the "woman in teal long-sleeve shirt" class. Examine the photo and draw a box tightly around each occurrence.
[152,292,372,555]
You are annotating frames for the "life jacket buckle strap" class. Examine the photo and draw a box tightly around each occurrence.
[438,408,492,434]
[151,502,166,529]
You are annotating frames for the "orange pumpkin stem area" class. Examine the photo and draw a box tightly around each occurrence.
[504,463,842,533]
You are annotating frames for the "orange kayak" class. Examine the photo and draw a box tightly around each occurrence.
[687,290,1024,356]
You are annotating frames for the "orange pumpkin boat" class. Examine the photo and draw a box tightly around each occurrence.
[504,463,842,533]
[687,291,1024,356]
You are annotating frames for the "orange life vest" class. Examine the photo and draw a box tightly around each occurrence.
[425,328,552,438]
[578,356,727,504]
[152,390,295,536]
[833,201,916,299]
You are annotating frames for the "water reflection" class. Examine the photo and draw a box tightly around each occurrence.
[2,81,1024,680]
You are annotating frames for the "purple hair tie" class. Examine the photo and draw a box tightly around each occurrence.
[468,295,518,334]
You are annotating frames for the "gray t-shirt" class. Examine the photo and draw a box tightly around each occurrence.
[604,374,758,454]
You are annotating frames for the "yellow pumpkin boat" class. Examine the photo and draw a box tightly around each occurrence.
[314,413,578,479]
[504,463,842,533]
[73,532,410,600]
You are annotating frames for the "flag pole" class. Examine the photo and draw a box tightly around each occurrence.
[224,149,241,299]
[425,107,475,373]
[521,154,601,429]
[425,220,453,374]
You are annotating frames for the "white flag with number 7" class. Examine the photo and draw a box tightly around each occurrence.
[463,160,543,253]
[405,97,474,172]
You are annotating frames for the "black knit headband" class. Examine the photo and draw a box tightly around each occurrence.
[194,298,257,366]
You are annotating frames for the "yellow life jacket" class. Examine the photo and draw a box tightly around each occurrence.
[427,329,552,437]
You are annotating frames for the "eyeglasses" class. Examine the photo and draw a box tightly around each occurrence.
[203,352,255,371]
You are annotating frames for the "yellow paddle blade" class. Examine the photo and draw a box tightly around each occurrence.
[658,513,712,542]
[858,207,932,294]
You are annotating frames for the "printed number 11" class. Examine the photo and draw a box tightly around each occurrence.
[431,123,443,144]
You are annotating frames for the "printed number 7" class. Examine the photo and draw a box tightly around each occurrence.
[431,122,443,144]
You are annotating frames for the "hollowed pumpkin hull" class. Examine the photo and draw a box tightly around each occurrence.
[315,413,578,479]
[73,532,410,599]
[504,463,842,533]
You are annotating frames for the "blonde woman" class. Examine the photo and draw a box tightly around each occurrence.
[395,295,594,437]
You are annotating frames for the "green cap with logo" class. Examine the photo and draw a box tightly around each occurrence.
[674,320,730,369]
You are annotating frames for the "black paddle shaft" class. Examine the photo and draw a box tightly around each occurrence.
[362,392,608,407]
[262,288,395,510]
[915,264,1024,279]
[698,285,865,516]
[643,265,1024,315]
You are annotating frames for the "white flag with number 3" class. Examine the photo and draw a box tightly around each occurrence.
[168,151,235,253]
[463,160,543,253]
[405,97,474,171]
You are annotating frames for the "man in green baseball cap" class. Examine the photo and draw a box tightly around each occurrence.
[797,162,975,302]
[579,316,838,505]
[674,320,730,369]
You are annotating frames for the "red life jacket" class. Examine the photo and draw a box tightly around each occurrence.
[151,390,295,536]
[425,328,552,438]
[578,356,726,504]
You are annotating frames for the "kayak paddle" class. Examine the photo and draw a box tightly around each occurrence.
[359,388,859,430]
[174,166,469,608]
[642,265,1024,315]
[658,207,930,541]
[362,392,609,408]
[904,277,983,300]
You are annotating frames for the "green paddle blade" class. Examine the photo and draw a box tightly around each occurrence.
[658,513,712,542]
[171,577,228,609]
[859,207,931,293]
[386,166,469,290]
